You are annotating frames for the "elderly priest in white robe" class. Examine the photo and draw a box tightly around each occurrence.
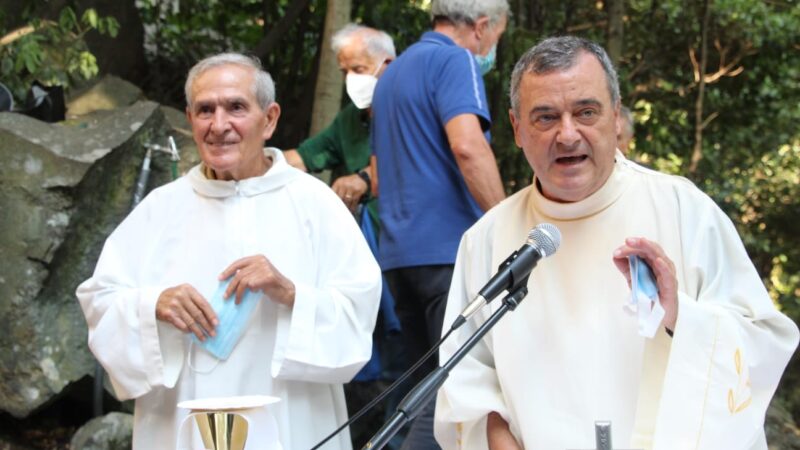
[76,53,382,450]
[434,36,799,450]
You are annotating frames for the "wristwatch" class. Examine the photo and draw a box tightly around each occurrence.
[357,168,371,194]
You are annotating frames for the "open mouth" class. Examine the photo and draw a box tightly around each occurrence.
[555,155,588,165]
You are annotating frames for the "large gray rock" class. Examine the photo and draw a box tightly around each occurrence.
[0,101,178,418]
[66,75,144,118]
[70,412,133,450]
[767,400,800,449]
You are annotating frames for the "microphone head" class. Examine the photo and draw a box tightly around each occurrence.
[527,223,561,257]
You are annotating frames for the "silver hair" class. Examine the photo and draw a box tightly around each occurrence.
[331,23,396,61]
[509,36,620,116]
[185,52,275,109]
[431,0,510,27]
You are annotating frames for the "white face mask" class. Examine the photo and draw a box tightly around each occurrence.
[345,61,383,109]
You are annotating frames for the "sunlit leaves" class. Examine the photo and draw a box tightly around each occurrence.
[81,9,98,29]
[0,6,119,104]
[74,51,99,80]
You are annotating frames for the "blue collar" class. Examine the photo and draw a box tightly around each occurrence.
[420,31,457,47]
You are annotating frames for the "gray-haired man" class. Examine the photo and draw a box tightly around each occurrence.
[77,52,382,450]
[283,23,404,399]
[284,24,395,215]
[435,36,797,450]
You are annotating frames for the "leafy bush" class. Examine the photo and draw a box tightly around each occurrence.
[0,7,118,105]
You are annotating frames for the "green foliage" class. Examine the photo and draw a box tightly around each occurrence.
[136,0,432,143]
[353,0,430,52]
[0,7,119,104]
[137,0,264,63]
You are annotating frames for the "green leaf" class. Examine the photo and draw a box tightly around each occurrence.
[82,8,99,29]
[24,54,38,74]
[101,17,120,38]
[16,39,44,74]
[59,7,78,30]
[77,51,98,79]
[1,57,13,76]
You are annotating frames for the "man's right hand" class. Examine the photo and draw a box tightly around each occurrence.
[156,284,218,341]
[332,173,369,212]
[487,411,523,450]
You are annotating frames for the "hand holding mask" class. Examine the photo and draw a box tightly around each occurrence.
[624,255,665,338]
[193,278,261,361]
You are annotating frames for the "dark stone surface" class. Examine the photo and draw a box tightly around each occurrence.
[767,400,800,449]
[0,101,177,418]
[70,412,132,450]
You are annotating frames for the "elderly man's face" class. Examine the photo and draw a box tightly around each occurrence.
[476,14,507,56]
[187,64,280,180]
[510,52,620,203]
[337,38,385,77]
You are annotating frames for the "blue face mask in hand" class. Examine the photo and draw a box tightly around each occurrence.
[190,279,261,370]
[625,255,665,338]
[475,44,497,76]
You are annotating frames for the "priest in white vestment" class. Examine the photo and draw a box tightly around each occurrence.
[434,36,799,450]
[76,53,382,450]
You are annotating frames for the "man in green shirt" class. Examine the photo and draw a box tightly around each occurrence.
[284,24,395,232]
[285,28,404,441]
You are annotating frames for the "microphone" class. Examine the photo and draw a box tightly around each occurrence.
[452,223,561,330]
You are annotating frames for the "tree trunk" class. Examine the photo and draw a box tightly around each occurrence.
[513,0,526,29]
[254,0,311,61]
[562,0,577,33]
[606,0,625,66]
[309,0,351,136]
[689,0,713,174]
[529,0,544,31]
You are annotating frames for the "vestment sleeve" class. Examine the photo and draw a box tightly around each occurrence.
[434,231,512,450]
[296,115,343,173]
[75,193,184,401]
[649,192,799,449]
[270,184,382,383]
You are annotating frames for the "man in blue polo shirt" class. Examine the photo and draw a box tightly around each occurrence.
[370,0,509,448]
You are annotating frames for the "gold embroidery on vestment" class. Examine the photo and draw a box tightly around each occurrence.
[728,348,752,414]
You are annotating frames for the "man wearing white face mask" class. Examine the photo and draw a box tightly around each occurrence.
[284,24,395,218]
[283,24,402,394]
[370,1,509,449]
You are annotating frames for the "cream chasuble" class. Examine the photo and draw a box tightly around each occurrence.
[77,149,382,450]
[434,153,798,450]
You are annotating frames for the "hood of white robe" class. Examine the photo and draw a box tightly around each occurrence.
[187,147,302,198]
[529,150,636,221]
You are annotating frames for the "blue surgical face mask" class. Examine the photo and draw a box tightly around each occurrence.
[625,255,664,338]
[475,44,497,76]
[189,279,261,371]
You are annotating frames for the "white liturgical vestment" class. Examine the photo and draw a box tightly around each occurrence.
[434,153,798,450]
[77,148,382,450]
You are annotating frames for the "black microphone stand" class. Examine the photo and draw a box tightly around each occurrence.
[361,282,530,450]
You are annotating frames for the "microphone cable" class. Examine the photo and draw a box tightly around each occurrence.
[309,326,456,450]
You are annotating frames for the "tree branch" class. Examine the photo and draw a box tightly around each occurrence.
[689,0,713,174]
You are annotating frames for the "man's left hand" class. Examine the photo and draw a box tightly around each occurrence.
[332,174,368,212]
[219,255,296,307]
[612,237,679,332]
